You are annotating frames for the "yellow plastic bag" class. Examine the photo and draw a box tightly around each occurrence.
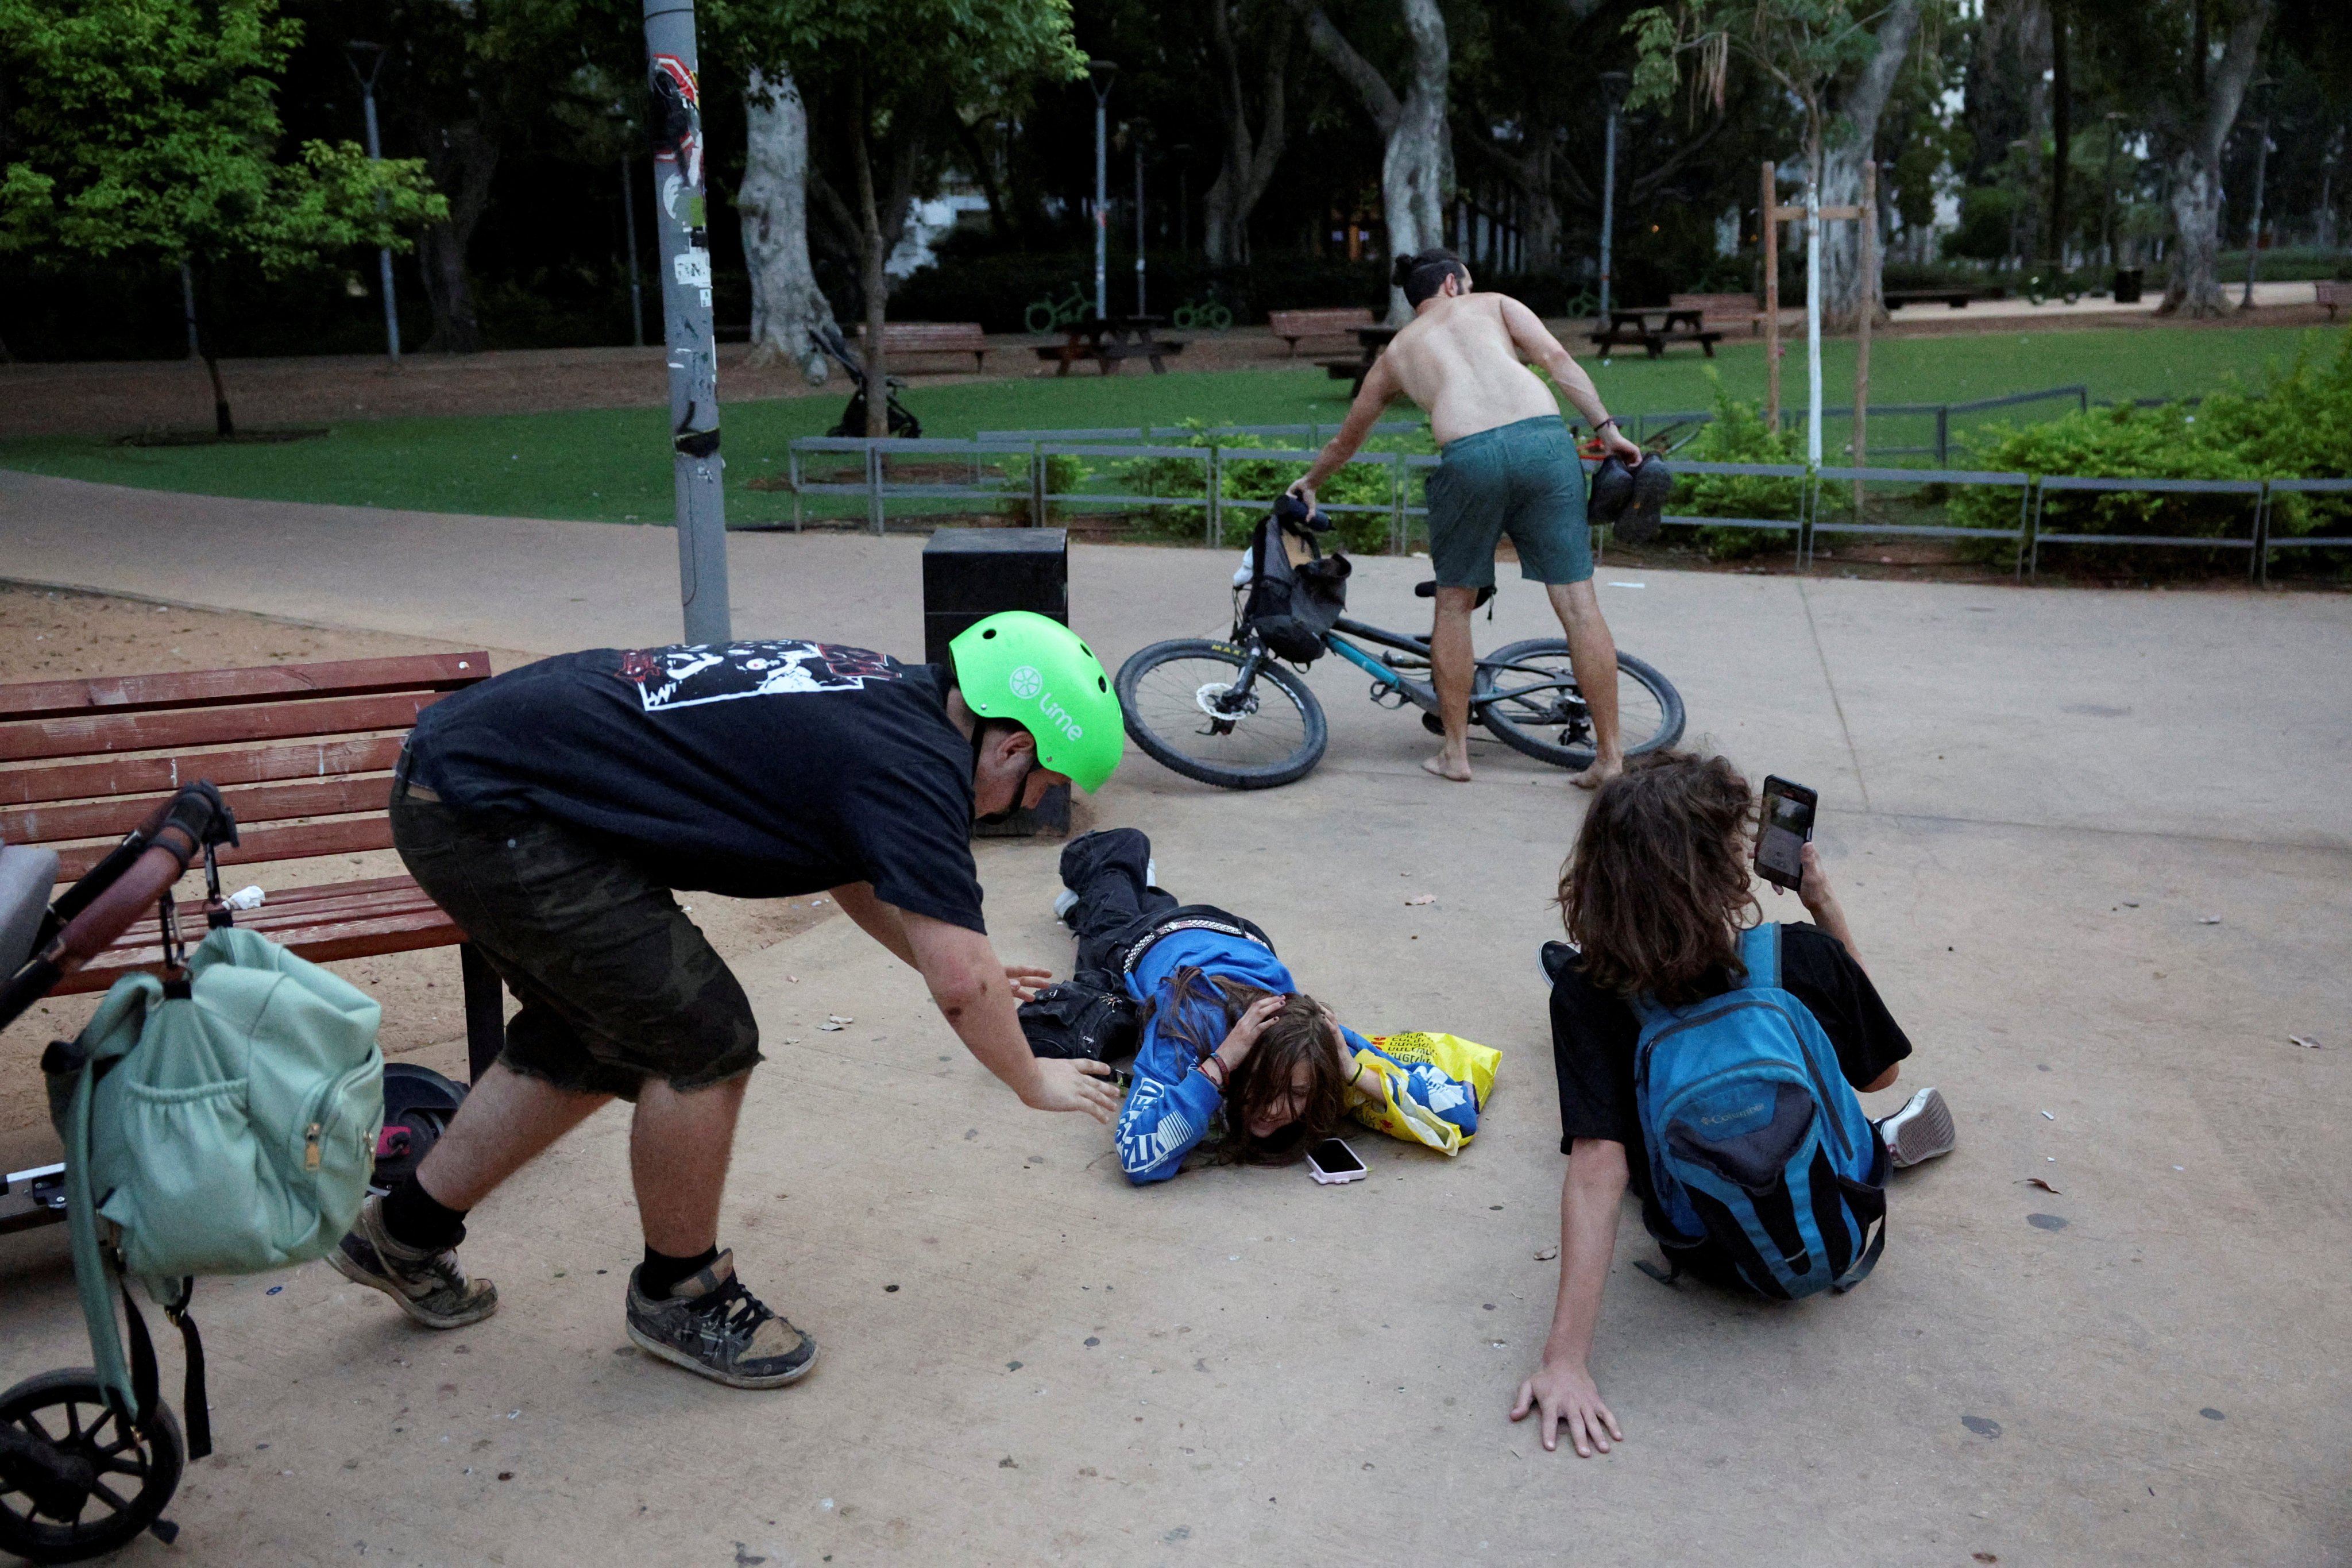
[1348,1032,1501,1156]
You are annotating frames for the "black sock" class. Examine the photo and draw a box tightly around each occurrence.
[640,1244,720,1300]
[381,1173,468,1253]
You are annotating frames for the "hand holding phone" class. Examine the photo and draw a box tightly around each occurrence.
[1754,775,1817,892]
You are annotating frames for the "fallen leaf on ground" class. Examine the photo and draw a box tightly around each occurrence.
[1405,894,1436,906]
[1534,1245,1559,1262]
[2290,1035,2324,1049]
[2017,1177,2062,1194]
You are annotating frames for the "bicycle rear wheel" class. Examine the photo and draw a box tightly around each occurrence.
[1473,641,1685,771]
[1116,640,1327,790]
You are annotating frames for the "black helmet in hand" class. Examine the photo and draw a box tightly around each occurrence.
[1588,454,1674,546]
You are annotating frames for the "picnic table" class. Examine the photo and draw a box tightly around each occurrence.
[1034,315,1188,375]
[1318,325,1399,399]
[1588,308,1721,359]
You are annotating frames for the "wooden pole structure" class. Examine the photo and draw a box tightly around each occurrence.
[1762,161,1781,432]
[1853,160,1876,517]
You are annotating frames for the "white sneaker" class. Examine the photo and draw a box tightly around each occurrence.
[1876,1086,1955,1169]
[1053,889,1080,925]
[1145,858,1160,892]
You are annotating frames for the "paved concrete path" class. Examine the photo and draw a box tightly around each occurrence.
[3,472,2349,1565]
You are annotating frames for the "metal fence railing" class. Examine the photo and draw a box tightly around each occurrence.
[775,434,2349,583]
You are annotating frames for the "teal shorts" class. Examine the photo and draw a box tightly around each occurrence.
[1424,415,1592,589]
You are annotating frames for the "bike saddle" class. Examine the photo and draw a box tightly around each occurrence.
[1413,580,1496,608]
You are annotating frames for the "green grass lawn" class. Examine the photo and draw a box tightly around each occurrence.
[2,323,2340,527]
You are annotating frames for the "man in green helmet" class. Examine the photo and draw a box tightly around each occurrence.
[331,613,1124,1389]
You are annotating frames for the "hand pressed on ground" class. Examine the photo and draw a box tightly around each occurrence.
[1511,1360,1624,1457]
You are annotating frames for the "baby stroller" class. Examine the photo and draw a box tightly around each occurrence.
[0,783,240,1562]
[809,322,922,439]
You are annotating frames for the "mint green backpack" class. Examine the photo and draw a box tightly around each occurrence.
[48,926,384,1451]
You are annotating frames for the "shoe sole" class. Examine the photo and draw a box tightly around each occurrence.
[1880,1086,1956,1168]
[625,1319,819,1389]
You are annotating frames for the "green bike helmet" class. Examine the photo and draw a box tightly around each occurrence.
[949,612,1123,792]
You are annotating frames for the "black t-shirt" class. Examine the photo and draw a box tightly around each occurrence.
[1548,922,1911,1214]
[409,640,986,930]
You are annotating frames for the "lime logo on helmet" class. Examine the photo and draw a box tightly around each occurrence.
[1007,665,1043,701]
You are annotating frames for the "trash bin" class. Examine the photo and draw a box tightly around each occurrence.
[923,527,1072,837]
[2112,267,2144,304]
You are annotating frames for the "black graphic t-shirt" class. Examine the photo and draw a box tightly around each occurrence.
[409,640,985,930]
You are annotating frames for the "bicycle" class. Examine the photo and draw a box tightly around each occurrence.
[1116,501,1685,790]
[1024,284,1095,335]
[1171,299,1234,331]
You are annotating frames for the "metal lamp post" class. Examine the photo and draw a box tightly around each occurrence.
[1132,122,1149,316]
[1597,72,1628,321]
[346,42,400,364]
[2242,80,2277,310]
[2099,110,2125,271]
[1088,60,1118,322]
[643,0,730,645]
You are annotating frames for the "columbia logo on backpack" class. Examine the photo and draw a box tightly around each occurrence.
[1631,923,1888,1299]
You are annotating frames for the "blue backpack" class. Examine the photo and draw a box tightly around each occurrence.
[1631,924,1887,1299]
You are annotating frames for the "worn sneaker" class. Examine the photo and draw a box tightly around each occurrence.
[329,1192,497,1328]
[1540,940,1576,984]
[1053,888,1081,925]
[1876,1086,1956,1169]
[625,1251,817,1389]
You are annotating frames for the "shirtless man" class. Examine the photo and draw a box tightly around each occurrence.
[1288,249,1644,787]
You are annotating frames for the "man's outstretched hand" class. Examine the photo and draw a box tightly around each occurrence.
[1005,964,1054,1004]
[1021,1056,1121,1123]
[1511,1358,1624,1457]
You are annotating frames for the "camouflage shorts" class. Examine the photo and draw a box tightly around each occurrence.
[390,782,760,1100]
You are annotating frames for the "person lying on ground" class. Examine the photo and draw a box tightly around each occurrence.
[1027,828,1480,1183]
[1284,248,1646,789]
[331,615,1124,1389]
[1512,752,1956,1456]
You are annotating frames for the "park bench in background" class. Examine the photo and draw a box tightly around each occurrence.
[1668,293,1764,336]
[853,320,990,371]
[0,652,507,1080]
[1268,307,1376,357]
[1886,285,2007,309]
[2319,281,2345,322]
[1589,308,1723,359]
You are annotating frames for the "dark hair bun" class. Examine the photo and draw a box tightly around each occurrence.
[1391,254,1419,287]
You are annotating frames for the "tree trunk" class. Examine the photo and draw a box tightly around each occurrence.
[2048,0,2071,267]
[2161,0,2274,316]
[1202,1,1292,267]
[415,119,499,353]
[850,84,890,440]
[1295,0,1451,323]
[740,68,836,383]
[1816,0,1921,330]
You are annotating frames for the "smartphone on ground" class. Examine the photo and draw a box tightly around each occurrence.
[1755,775,1817,891]
[1306,1137,1368,1185]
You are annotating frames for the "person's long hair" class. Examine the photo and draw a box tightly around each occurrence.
[1156,967,1348,1164]
[1558,751,1761,1005]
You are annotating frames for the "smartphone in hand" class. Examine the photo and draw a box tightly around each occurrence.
[1755,775,1817,891]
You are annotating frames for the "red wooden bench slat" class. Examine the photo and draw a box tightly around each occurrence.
[52,813,396,879]
[0,691,450,764]
[0,652,490,723]
[53,905,465,994]
[0,736,407,810]
[2,773,395,849]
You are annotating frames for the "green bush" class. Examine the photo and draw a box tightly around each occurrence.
[995,452,1095,526]
[1953,329,2352,559]
[1670,376,1806,559]
[1111,419,1415,555]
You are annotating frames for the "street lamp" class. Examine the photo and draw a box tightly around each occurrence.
[1088,60,1117,322]
[2099,110,2125,271]
[2242,79,2277,309]
[345,41,400,364]
[1597,72,1628,321]
[613,103,646,348]
[1130,120,1150,316]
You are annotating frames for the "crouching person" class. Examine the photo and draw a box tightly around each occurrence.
[1512,753,1954,1455]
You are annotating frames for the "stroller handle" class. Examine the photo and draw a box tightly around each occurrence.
[0,783,238,1033]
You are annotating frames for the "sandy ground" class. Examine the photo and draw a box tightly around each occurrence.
[1,478,2347,1563]
[0,280,2336,439]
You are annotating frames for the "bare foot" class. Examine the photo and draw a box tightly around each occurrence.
[1423,752,1473,783]
[1567,757,1623,791]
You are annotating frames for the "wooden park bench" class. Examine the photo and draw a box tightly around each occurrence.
[1669,293,1764,336]
[2318,281,2345,322]
[854,320,991,371]
[1268,307,1376,357]
[1885,286,2007,309]
[0,652,509,1080]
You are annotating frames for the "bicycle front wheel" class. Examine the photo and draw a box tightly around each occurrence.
[1024,302,1056,334]
[1117,640,1327,790]
[1473,640,1686,771]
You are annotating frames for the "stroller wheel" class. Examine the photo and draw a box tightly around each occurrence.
[0,1370,184,1563]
